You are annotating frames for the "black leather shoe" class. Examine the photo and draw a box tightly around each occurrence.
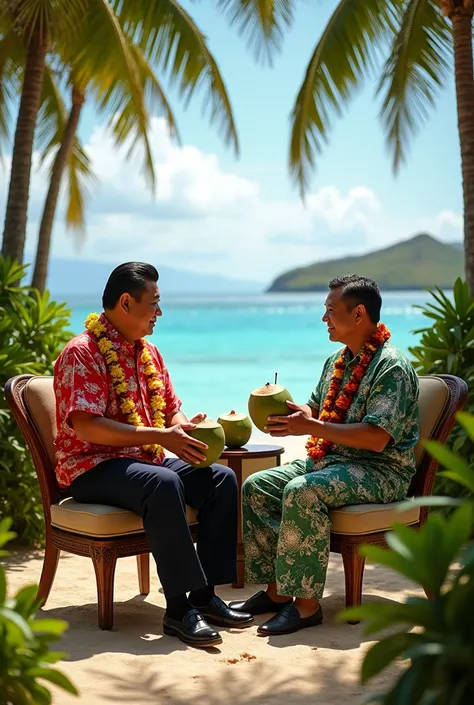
[229,590,293,616]
[191,595,254,628]
[163,609,222,647]
[257,604,323,635]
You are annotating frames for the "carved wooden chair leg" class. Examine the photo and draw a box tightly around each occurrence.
[91,546,118,630]
[341,545,366,624]
[37,543,60,606]
[137,553,150,595]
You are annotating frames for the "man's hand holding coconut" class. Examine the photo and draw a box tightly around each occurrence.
[264,401,314,437]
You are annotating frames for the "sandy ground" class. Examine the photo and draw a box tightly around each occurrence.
[4,434,418,705]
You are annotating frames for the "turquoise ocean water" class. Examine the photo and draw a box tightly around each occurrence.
[65,291,431,421]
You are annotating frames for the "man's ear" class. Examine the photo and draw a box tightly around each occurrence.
[355,304,366,322]
[119,293,130,313]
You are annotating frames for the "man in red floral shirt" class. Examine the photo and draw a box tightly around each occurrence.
[54,262,252,647]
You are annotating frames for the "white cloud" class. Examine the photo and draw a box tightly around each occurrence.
[0,117,463,284]
[436,210,463,234]
[413,210,463,242]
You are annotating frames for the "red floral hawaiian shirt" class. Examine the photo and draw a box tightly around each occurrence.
[53,313,182,488]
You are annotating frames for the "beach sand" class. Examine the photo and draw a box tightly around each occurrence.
[5,434,418,704]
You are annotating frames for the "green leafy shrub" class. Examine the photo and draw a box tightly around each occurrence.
[342,412,474,705]
[0,257,71,545]
[0,517,78,704]
[409,279,474,503]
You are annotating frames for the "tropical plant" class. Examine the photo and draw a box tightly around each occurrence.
[340,411,474,705]
[220,1,474,292]
[1,0,238,266]
[409,278,474,503]
[0,517,78,704]
[0,256,71,544]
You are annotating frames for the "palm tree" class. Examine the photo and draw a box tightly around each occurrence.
[0,23,94,279]
[1,0,238,266]
[0,0,87,264]
[31,37,179,293]
[221,1,474,293]
[31,80,88,293]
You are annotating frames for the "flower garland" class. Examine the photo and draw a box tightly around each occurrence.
[84,313,166,457]
[306,323,391,461]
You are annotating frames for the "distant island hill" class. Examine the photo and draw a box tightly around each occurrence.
[267,234,463,292]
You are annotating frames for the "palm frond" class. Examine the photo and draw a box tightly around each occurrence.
[63,138,96,238]
[377,0,452,172]
[35,60,66,159]
[128,42,180,143]
[12,0,88,42]
[72,0,152,187]
[85,37,180,189]
[215,0,294,63]
[289,0,398,197]
[0,30,24,156]
[111,0,239,154]
[106,42,181,184]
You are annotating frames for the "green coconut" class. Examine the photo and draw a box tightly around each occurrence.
[248,383,294,433]
[188,419,226,468]
[217,410,252,448]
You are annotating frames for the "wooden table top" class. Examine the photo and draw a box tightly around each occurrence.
[220,443,284,459]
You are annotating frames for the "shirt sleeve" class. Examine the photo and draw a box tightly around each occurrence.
[363,364,417,443]
[54,345,108,427]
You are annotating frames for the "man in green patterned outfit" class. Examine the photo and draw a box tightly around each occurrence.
[230,275,419,636]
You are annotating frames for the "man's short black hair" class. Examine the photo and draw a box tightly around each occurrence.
[328,274,382,324]
[102,262,159,310]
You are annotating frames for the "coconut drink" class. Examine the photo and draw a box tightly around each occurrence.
[248,380,293,433]
[217,410,252,448]
[188,419,226,468]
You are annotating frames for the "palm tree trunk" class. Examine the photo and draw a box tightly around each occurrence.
[451,4,474,294]
[1,25,47,264]
[31,86,85,293]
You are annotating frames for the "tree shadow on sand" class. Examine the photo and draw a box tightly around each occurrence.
[38,591,405,662]
[89,658,392,705]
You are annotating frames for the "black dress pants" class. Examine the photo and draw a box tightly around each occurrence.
[69,457,238,598]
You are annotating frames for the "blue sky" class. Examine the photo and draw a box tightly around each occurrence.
[4,1,462,285]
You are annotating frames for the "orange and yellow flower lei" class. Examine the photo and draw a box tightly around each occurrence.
[84,313,166,457]
[306,323,391,462]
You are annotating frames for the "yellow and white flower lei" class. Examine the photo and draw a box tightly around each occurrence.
[84,313,165,457]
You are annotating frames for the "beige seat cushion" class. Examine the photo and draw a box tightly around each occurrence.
[330,500,420,536]
[51,498,198,537]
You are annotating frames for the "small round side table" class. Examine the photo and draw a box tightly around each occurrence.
[219,443,285,589]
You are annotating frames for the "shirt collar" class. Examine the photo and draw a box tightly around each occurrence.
[99,312,137,354]
[344,342,384,369]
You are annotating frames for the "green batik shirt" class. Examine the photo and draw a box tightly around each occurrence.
[307,342,419,482]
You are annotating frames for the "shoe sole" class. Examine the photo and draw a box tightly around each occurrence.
[257,619,323,636]
[203,616,255,628]
[163,624,223,648]
[228,601,293,616]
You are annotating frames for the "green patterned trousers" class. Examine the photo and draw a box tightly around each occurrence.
[242,458,409,600]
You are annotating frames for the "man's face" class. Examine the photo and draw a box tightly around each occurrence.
[123,281,162,339]
[322,287,360,343]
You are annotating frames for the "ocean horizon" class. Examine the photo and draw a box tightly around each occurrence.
[63,290,435,421]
